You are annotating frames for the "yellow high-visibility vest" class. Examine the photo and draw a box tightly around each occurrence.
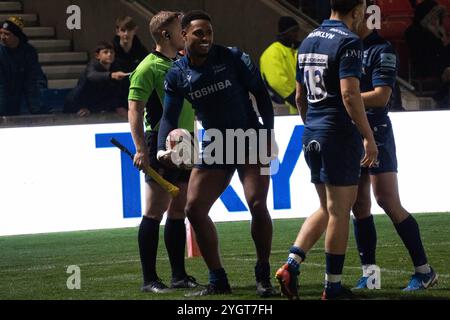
[260,41,298,115]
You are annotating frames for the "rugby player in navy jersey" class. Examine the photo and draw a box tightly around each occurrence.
[276,0,378,300]
[156,10,277,297]
[352,1,437,291]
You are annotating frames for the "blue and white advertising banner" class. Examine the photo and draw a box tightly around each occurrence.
[1,111,449,236]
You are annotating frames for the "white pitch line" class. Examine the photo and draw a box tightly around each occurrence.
[269,241,450,254]
[222,257,450,279]
[2,255,449,280]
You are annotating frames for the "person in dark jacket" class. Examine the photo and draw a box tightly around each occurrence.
[113,16,148,73]
[64,41,128,117]
[405,0,450,107]
[405,0,449,79]
[0,16,47,116]
[113,16,149,108]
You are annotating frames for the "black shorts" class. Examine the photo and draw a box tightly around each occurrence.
[145,131,191,184]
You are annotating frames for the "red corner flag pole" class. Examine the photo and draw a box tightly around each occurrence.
[186,220,202,258]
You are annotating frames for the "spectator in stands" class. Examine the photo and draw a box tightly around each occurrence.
[114,16,148,73]
[260,16,301,115]
[64,41,129,117]
[405,0,450,107]
[113,16,149,111]
[0,16,47,116]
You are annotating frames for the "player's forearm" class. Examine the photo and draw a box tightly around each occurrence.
[157,104,182,151]
[361,87,392,108]
[295,82,307,123]
[157,117,176,151]
[285,91,296,107]
[128,100,147,153]
[343,92,375,142]
[254,86,275,130]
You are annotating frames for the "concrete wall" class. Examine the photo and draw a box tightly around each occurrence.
[22,0,315,62]
[144,0,314,61]
[22,0,155,58]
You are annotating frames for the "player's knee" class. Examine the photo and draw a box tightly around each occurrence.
[375,193,408,223]
[184,201,205,223]
[327,201,352,218]
[247,198,268,216]
[375,193,397,212]
[184,203,195,218]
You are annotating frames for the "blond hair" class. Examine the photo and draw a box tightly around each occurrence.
[149,11,181,43]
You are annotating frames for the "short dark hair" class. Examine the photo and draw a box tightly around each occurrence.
[116,16,137,31]
[95,41,114,54]
[330,0,364,15]
[181,10,211,29]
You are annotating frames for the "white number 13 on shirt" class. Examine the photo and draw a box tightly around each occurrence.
[299,54,328,103]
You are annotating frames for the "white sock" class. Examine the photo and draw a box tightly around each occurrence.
[288,253,303,264]
[325,273,342,283]
[362,264,377,277]
[415,264,431,274]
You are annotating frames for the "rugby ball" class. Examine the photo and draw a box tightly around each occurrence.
[166,129,196,169]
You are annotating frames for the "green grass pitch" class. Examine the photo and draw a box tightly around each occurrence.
[1,213,449,300]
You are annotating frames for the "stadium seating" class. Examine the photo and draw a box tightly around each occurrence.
[389,40,410,78]
[439,0,450,11]
[0,1,87,93]
[378,0,450,82]
[379,19,411,40]
[375,0,414,19]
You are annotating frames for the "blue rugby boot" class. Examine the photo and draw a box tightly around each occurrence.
[353,276,369,290]
[403,268,438,291]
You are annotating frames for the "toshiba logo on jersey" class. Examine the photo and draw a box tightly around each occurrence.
[188,80,232,100]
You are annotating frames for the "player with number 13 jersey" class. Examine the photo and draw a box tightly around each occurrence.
[276,1,378,300]
[297,19,367,185]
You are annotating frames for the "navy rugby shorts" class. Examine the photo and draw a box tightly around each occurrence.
[303,128,364,186]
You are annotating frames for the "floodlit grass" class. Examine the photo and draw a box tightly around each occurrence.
[1,213,449,300]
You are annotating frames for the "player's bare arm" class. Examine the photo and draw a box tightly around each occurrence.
[340,77,378,168]
[156,97,183,170]
[128,99,149,171]
[295,81,307,123]
[361,86,392,108]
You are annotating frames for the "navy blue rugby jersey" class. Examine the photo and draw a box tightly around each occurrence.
[157,45,274,151]
[297,20,363,132]
[361,31,398,124]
